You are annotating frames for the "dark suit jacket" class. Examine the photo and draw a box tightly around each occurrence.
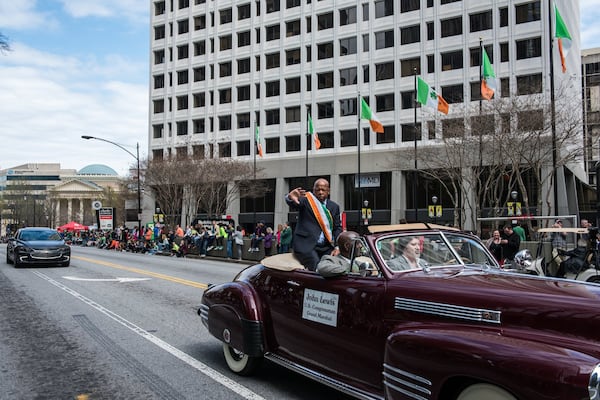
[286,194,342,256]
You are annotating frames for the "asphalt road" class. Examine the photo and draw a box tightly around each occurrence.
[0,245,351,400]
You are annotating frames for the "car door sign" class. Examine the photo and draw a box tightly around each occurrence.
[302,289,339,327]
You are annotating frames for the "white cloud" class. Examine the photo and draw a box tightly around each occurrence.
[0,43,148,175]
[581,0,600,49]
[59,0,148,24]
[0,0,59,30]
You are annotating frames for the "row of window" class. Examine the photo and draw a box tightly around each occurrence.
[152,109,543,159]
[153,1,540,44]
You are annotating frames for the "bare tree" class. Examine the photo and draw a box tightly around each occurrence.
[0,32,11,54]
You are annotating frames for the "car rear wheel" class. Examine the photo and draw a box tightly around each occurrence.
[456,383,517,400]
[222,343,262,376]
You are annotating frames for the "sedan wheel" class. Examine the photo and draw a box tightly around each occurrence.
[6,251,12,265]
[222,343,262,376]
[456,383,517,400]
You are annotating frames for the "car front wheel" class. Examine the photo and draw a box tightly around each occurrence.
[222,343,262,376]
[6,251,12,264]
[456,383,517,400]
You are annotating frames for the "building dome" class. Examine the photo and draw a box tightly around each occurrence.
[78,164,118,176]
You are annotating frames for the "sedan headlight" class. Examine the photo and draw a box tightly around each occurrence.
[590,364,600,400]
[15,246,33,255]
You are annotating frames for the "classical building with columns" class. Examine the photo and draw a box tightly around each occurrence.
[0,163,122,235]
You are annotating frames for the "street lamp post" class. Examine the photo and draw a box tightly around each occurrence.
[81,135,142,236]
[432,196,438,224]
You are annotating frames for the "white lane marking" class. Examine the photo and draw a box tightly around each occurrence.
[32,271,266,400]
[63,276,152,283]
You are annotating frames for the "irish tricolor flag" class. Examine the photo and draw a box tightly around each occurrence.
[554,5,572,74]
[481,47,496,100]
[417,77,449,114]
[360,97,384,133]
[308,113,321,150]
[255,125,263,157]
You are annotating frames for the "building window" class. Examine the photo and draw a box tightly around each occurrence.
[178,19,189,34]
[266,80,280,97]
[401,57,420,77]
[177,95,188,110]
[401,0,419,12]
[340,67,357,86]
[500,78,510,97]
[237,58,250,74]
[375,62,394,80]
[339,37,357,56]
[155,1,166,16]
[376,93,394,112]
[238,30,251,47]
[375,30,394,49]
[153,124,163,138]
[286,48,301,65]
[427,21,434,40]
[153,99,164,113]
[220,8,232,24]
[442,118,465,139]
[400,25,420,44]
[376,126,395,144]
[427,54,434,73]
[318,72,334,89]
[286,106,301,123]
[340,98,357,116]
[237,112,251,128]
[193,92,205,107]
[237,140,250,156]
[442,84,464,104]
[177,70,188,85]
[266,0,280,13]
[318,42,334,59]
[401,91,416,109]
[517,110,543,131]
[154,50,165,65]
[154,25,166,40]
[219,88,231,104]
[193,119,205,134]
[318,102,334,119]
[500,42,509,62]
[219,115,232,131]
[266,109,280,125]
[516,73,542,95]
[266,24,280,41]
[194,15,206,30]
[516,37,541,59]
[194,40,205,56]
[286,19,300,37]
[286,77,301,94]
[219,142,231,158]
[286,0,300,9]
[154,74,165,89]
[469,10,492,32]
[237,85,250,101]
[286,135,301,152]
[469,45,493,67]
[219,61,232,77]
[179,0,189,9]
[220,35,232,50]
[177,121,188,136]
[314,131,334,149]
[265,137,280,154]
[470,82,482,101]
[339,6,356,26]
[401,123,421,142]
[499,7,508,27]
[340,129,357,147]
[177,44,189,59]
[516,1,541,24]
[441,50,463,71]
[375,0,394,18]
[266,52,280,69]
[318,12,334,30]
[193,66,205,82]
[441,16,462,37]
[238,4,251,20]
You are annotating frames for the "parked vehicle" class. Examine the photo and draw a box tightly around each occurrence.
[510,227,600,283]
[6,227,71,268]
[199,223,600,400]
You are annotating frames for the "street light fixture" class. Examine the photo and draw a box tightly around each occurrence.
[431,196,438,224]
[81,135,142,235]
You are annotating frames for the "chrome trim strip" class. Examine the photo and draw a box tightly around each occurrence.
[395,297,501,324]
[383,364,432,399]
[384,363,432,386]
[265,353,383,400]
[199,304,209,326]
[382,372,431,396]
[384,380,430,400]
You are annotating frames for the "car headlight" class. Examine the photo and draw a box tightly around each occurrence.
[16,246,32,255]
[590,364,600,400]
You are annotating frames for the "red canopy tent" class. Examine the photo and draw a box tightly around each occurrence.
[57,221,88,232]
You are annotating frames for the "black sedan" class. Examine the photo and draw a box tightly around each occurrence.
[6,227,70,267]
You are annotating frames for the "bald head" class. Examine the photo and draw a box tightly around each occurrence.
[338,230,360,258]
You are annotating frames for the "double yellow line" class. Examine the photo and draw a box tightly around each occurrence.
[73,256,209,289]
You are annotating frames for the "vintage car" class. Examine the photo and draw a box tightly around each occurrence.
[199,223,600,400]
[6,227,71,267]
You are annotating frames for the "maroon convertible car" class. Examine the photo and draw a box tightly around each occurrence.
[199,223,600,400]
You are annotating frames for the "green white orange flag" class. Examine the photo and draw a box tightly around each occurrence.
[481,47,496,100]
[554,5,572,74]
[308,113,321,150]
[255,125,263,157]
[417,77,449,114]
[360,97,384,133]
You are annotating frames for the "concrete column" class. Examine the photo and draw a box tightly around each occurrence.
[391,170,405,224]
[55,200,61,227]
[79,199,84,222]
[273,176,287,227]
[67,199,73,222]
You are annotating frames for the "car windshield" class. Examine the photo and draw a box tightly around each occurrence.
[375,232,496,272]
[19,230,62,241]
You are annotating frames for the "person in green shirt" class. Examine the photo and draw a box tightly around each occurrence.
[280,221,292,253]
[512,220,526,242]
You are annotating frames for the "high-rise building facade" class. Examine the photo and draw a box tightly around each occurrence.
[149,0,582,232]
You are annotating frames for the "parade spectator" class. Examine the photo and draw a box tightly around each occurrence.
[280,221,292,254]
[249,221,266,252]
[501,224,521,264]
[264,227,274,256]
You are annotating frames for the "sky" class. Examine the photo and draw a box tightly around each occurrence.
[0,0,599,177]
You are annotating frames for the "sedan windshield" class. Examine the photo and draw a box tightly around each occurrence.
[375,232,496,272]
[19,230,62,241]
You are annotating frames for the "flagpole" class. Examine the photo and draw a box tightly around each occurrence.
[358,92,363,229]
[413,68,418,222]
[547,0,559,214]
[305,110,309,188]
[253,120,257,231]
[478,38,484,179]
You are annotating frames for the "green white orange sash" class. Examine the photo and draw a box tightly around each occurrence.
[306,192,333,244]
